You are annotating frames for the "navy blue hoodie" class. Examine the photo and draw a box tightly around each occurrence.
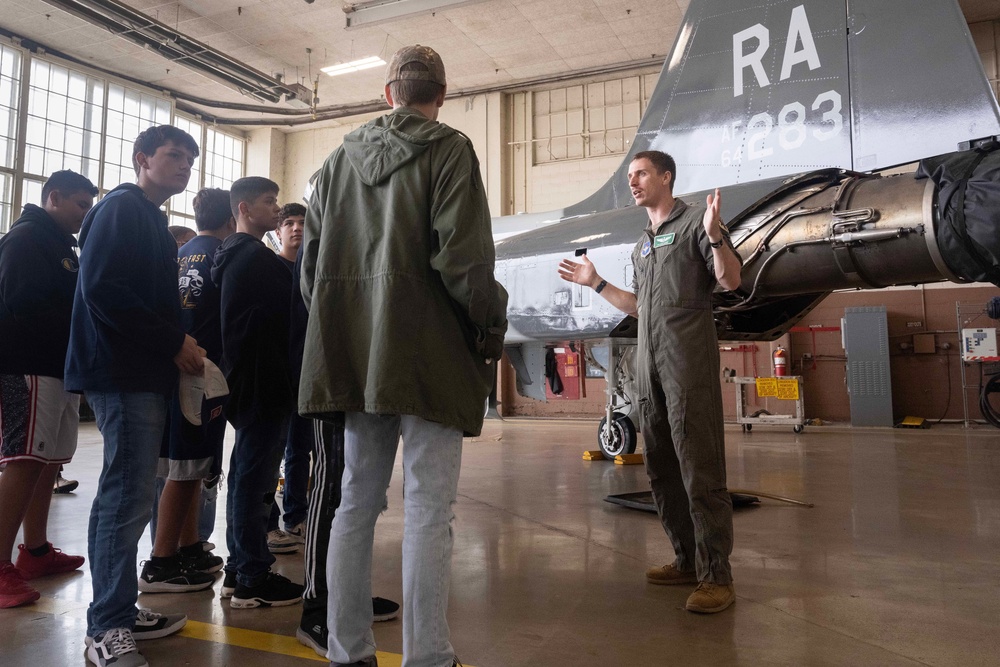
[0,205,79,378]
[64,184,186,395]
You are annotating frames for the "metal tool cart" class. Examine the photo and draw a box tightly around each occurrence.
[730,375,806,433]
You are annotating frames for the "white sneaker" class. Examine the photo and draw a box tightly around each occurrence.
[86,628,148,667]
[53,473,79,494]
[283,522,306,544]
[267,529,299,554]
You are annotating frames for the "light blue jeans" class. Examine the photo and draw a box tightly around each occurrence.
[326,412,463,667]
[85,391,168,637]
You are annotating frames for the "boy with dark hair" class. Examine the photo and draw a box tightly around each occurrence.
[168,225,196,248]
[140,188,234,594]
[66,125,204,667]
[0,170,96,608]
[265,201,310,554]
[214,176,302,609]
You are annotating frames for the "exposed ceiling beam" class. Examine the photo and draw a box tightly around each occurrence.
[38,0,303,104]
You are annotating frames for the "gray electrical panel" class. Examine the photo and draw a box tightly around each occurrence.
[842,306,894,427]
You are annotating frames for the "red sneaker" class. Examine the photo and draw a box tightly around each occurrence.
[15,542,85,580]
[0,562,40,608]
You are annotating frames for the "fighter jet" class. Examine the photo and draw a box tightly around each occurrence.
[494,0,1000,456]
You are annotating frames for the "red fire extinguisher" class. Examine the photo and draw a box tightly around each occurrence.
[773,346,788,377]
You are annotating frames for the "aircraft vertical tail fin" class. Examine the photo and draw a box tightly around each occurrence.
[566,0,1000,215]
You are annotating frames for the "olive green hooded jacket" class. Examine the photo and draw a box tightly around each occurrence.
[299,107,508,436]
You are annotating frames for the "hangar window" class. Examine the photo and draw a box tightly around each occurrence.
[24,60,104,192]
[103,84,172,190]
[0,44,22,232]
[167,117,245,230]
[0,48,247,234]
[168,115,205,230]
[530,73,656,165]
[204,128,244,189]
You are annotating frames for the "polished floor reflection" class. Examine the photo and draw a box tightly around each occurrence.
[3,420,999,666]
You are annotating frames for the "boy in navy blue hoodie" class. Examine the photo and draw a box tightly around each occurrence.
[0,170,96,609]
[213,177,302,609]
[65,125,205,667]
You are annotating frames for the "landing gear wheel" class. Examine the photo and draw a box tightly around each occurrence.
[742,424,752,433]
[598,412,637,460]
[793,425,804,434]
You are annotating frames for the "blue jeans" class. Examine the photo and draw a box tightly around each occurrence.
[267,414,313,531]
[326,412,462,667]
[225,413,287,586]
[85,391,168,637]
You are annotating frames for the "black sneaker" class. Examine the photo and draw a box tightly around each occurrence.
[372,596,400,622]
[229,571,303,609]
[331,658,377,667]
[296,622,327,657]
[132,609,187,640]
[138,557,215,593]
[220,570,237,599]
[178,543,224,574]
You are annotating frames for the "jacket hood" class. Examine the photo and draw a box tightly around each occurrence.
[12,204,77,246]
[343,108,457,186]
[211,232,261,284]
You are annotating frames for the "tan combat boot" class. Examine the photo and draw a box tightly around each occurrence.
[646,562,698,585]
[685,582,736,613]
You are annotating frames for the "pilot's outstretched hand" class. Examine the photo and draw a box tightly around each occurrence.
[558,255,599,288]
[703,187,723,241]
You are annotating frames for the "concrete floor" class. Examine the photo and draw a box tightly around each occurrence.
[2,419,1000,666]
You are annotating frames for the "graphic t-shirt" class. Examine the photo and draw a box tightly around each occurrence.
[178,235,223,363]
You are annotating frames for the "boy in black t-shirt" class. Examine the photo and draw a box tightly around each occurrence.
[140,188,235,593]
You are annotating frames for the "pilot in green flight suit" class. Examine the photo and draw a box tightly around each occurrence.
[558,150,743,614]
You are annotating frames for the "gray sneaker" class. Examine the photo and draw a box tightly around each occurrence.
[266,529,299,554]
[84,609,186,646]
[86,628,148,667]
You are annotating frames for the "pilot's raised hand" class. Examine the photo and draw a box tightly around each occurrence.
[558,255,599,289]
[703,187,724,242]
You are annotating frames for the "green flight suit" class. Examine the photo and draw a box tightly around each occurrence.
[631,198,735,585]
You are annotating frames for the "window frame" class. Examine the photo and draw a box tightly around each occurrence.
[0,41,246,234]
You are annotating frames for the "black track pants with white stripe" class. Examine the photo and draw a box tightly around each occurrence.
[300,414,345,627]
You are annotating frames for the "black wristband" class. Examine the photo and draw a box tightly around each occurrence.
[709,238,725,249]
[594,279,608,294]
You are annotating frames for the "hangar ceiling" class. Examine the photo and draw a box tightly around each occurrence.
[1,0,998,128]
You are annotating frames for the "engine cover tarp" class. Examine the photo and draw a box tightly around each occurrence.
[917,147,1000,286]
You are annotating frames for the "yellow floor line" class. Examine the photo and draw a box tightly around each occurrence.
[19,596,405,666]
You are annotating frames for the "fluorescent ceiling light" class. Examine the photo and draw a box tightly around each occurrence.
[321,56,387,77]
[343,0,489,29]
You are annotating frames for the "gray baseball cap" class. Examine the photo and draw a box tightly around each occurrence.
[385,45,446,86]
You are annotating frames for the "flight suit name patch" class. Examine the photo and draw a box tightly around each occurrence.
[653,233,675,248]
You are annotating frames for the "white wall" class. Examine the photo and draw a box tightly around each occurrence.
[245,128,286,194]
